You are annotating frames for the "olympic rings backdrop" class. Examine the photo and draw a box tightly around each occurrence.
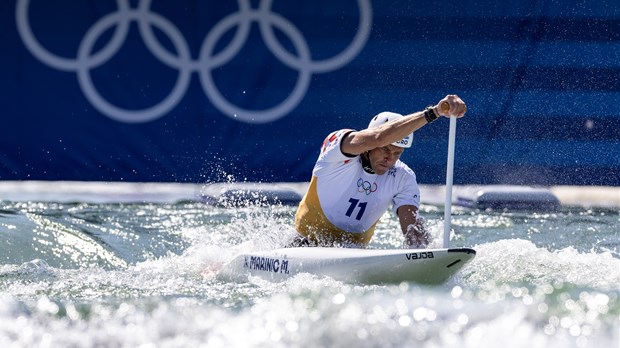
[2,0,620,185]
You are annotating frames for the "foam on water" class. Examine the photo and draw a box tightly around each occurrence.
[465,239,620,290]
[0,188,618,348]
[1,272,617,348]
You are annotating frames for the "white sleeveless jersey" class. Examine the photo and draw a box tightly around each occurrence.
[295,129,421,242]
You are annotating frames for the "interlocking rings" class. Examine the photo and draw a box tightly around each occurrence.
[16,0,372,124]
[357,178,377,195]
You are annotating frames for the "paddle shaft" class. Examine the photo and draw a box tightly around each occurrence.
[441,102,456,248]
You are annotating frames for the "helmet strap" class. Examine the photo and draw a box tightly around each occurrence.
[361,152,375,174]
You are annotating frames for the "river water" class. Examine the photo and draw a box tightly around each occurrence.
[0,184,618,347]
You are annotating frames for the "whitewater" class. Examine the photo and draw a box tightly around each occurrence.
[0,181,618,348]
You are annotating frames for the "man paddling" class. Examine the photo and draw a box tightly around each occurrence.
[293,95,467,248]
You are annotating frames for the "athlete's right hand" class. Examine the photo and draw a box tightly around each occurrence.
[436,95,467,118]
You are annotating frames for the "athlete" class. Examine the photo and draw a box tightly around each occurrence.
[293,95,467,248]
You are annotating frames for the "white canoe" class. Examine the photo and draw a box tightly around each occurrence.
[219,247,476,285]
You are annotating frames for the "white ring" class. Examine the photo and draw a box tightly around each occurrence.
[199,11,312,123]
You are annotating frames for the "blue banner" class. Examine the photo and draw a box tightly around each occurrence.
[2,0,619,185]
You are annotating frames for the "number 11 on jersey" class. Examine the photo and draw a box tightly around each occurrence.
[346,198,367,220]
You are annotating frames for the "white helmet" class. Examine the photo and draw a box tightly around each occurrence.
[367,112,413,148]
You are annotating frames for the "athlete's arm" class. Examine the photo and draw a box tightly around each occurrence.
[340,95,467,156]
[340,112,427,156]
[397,205,430,248]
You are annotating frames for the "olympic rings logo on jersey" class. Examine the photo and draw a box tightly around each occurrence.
[15,0,372,124]
[357,178,377,195]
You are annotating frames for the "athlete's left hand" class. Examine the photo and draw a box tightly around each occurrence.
[404,223,430,249]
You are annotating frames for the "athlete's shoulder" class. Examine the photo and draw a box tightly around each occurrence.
[391,160,416,178]
[320,129,355,153]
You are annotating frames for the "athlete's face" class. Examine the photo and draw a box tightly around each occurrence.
[367,144,404,175]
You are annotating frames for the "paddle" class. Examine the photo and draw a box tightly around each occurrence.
[440,101,456,248]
